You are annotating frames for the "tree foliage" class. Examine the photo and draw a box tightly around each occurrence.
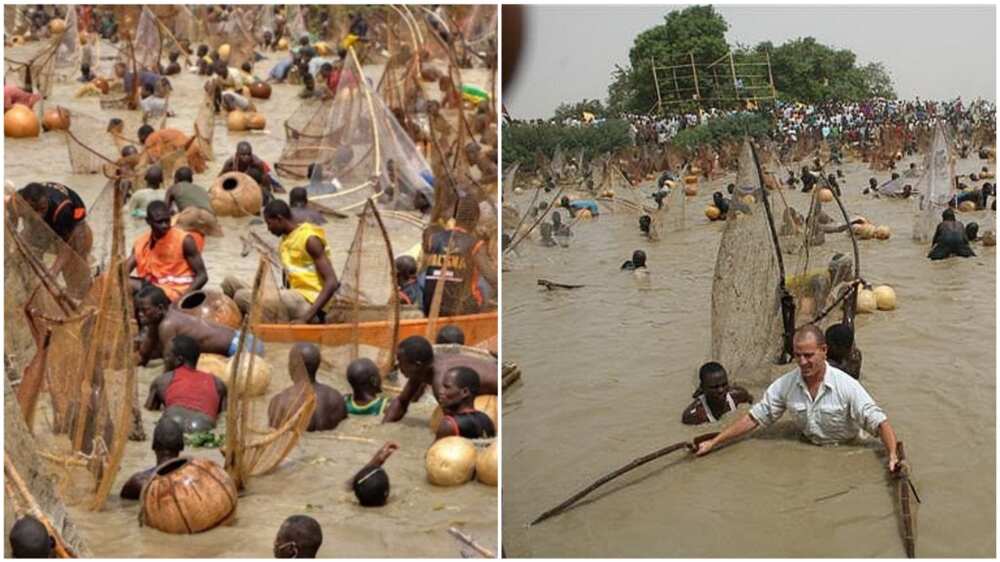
[552,98,608,123]
[502,120,632,171]
[670,112,773,151]
[606,8,897,112]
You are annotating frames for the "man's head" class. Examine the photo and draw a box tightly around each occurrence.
[289,343,321,383]
[121,145,138,158]
[319,62,333,78]
[966,221,980,241]
[631,250,646,268]
[435,325,466,345]
[174,166,193,184]
[395,255,417,284]
[9,516,53,558]
[236,141,254,166]
[353,465,389,507]
[274,515,323,558]
[167,335,201,370]
[80,62,91,76]
[263,200,294,236]
[145,164,163,189]
[869,177,878,188]
[152,415,184,460]
[137,124,155,144]
[168,50,180,62]
[439,366,479,409]
[712,191,724,206]
[289,187,308,208]
[540,222,554,240]
[196,44,208,57]
[551,211,562,227]
[145,200,172,239]
[792,325,827,380]
[827,253,853,285]
[346,357,381,396]
[824,323,854,363]
[396,336,434,381]
[136,285,171,327]
[16,183,51,216]
[942,208,956,222]
[141,82,155,99]
[697,361,730,402]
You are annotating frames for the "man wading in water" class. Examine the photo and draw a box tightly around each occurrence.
[696,325,900,472]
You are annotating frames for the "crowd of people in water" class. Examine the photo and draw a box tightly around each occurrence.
[6,4,498,558]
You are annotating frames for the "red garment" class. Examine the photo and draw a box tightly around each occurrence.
[4,85,41,111]
[164,365,220,418]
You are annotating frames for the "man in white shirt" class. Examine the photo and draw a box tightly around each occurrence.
[696,325,900,472]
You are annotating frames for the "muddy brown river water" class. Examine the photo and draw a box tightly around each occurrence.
[5,41,496,558]
[502,154,995,557]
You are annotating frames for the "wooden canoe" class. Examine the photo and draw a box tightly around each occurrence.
[253,311,498,347]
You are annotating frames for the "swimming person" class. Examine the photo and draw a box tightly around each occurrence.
[120,417,184,499]
[344,358,389,416]
[681,362,753,425]
[434,366,497,440]
[621,250,647,271]
[825,323,863,380]
[928,208,976,260]
[268,343,346,431]
[145,335,228,433]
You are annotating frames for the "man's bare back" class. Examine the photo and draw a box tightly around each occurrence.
[268,382,347,431]
[158,309,237,358]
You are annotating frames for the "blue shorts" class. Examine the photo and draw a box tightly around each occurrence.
[227,331,265,357]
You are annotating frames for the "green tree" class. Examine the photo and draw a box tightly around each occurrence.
[552,98,607,123]
[766,37,895,102]
[502,120,632,171]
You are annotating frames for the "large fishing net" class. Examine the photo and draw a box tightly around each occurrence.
[711,140,786,381]
[5,179,140,513]
[223,259,316,491]
[5,37,59,100]
[5,378,91,558]
[276,47,434,213]
[204,8,257,70]
[133,7,162,72]
[912,123,957,243]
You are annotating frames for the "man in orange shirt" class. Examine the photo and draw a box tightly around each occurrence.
[126,200,208,302]
[137,124,207,174]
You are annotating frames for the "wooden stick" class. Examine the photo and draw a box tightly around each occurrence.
[893,441,918,558]
[530,432,718,526]
[447,527,495,558]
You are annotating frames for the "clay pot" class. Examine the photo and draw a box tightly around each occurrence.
[476,442,498,486]
[225,352,271,397]
[425,436,477,486]
[93,78,110,94]
[873,285,896,311]
[277,38,289,50]
[248,81,271,100]
[314,41,330,56]
[226,110,248,131]
[959,200,977,213]
[209,172,262,217]
[140,457,237,534]
[983,231,996,247]
[178,290,242,329]
[5,104,39,138]
[705,205,721,220]
[817,188,834,203]
[218,44,231,62]
[874,225,891,240]
[683,184,698,196]
[12,35,25,46]
[420,67,442,83]
[48,18,66,34]
[196,354,229,379]
[41,106,70,131]
[576,209,593,220]
[245,113,266,130]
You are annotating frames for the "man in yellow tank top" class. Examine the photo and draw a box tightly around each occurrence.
[263,200,340,323]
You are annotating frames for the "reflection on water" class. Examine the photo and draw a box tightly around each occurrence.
[502,157,995,557]
[5,42,496,558]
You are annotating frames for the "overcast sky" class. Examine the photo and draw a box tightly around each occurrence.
[504,4,997,119]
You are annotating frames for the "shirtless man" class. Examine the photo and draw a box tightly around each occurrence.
[288,187,327,225]
[929,208,976,260]
[120,416,184,499]
[135,285,264,366]
[268,343,346,431]
[435,366,496,440]
[382,336,497,423]
[349,442,398,507]
[145,335,228,433]
[681,362,753,425]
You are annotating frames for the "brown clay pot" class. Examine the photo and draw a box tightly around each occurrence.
[140,457,238,534]
[177,290,242,329]
[209,172,262,217]
[245,113,266,130]
[248,81,271,100]
[42,106,71,131]
[5,104,39,138]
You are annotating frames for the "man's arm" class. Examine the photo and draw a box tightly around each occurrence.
[382,377,424,423]
[216,377,228,413]
[472,246,497,288]
[681,400,705,426]
[880,420,899,472]
[695,412,759,455]
[297,235,339,323]
[137,325,159,367]
[125,250,137,275]
[144,374,168,410]
[182,234,208,296]
[435,416,459,440]
[163,185,176,212]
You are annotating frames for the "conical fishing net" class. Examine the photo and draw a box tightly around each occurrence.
[133,7,162,72]
[286,5,309,43]
[63,112,126,175]
[711,139,785,382]
[276,47,434,213]
[912,123,957,243]
[53,6,80,73]
[5,40,58,100]
[5,378,91,558]
[205,8,257,70]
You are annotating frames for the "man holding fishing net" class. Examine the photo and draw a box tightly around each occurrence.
[696,325,900,472]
